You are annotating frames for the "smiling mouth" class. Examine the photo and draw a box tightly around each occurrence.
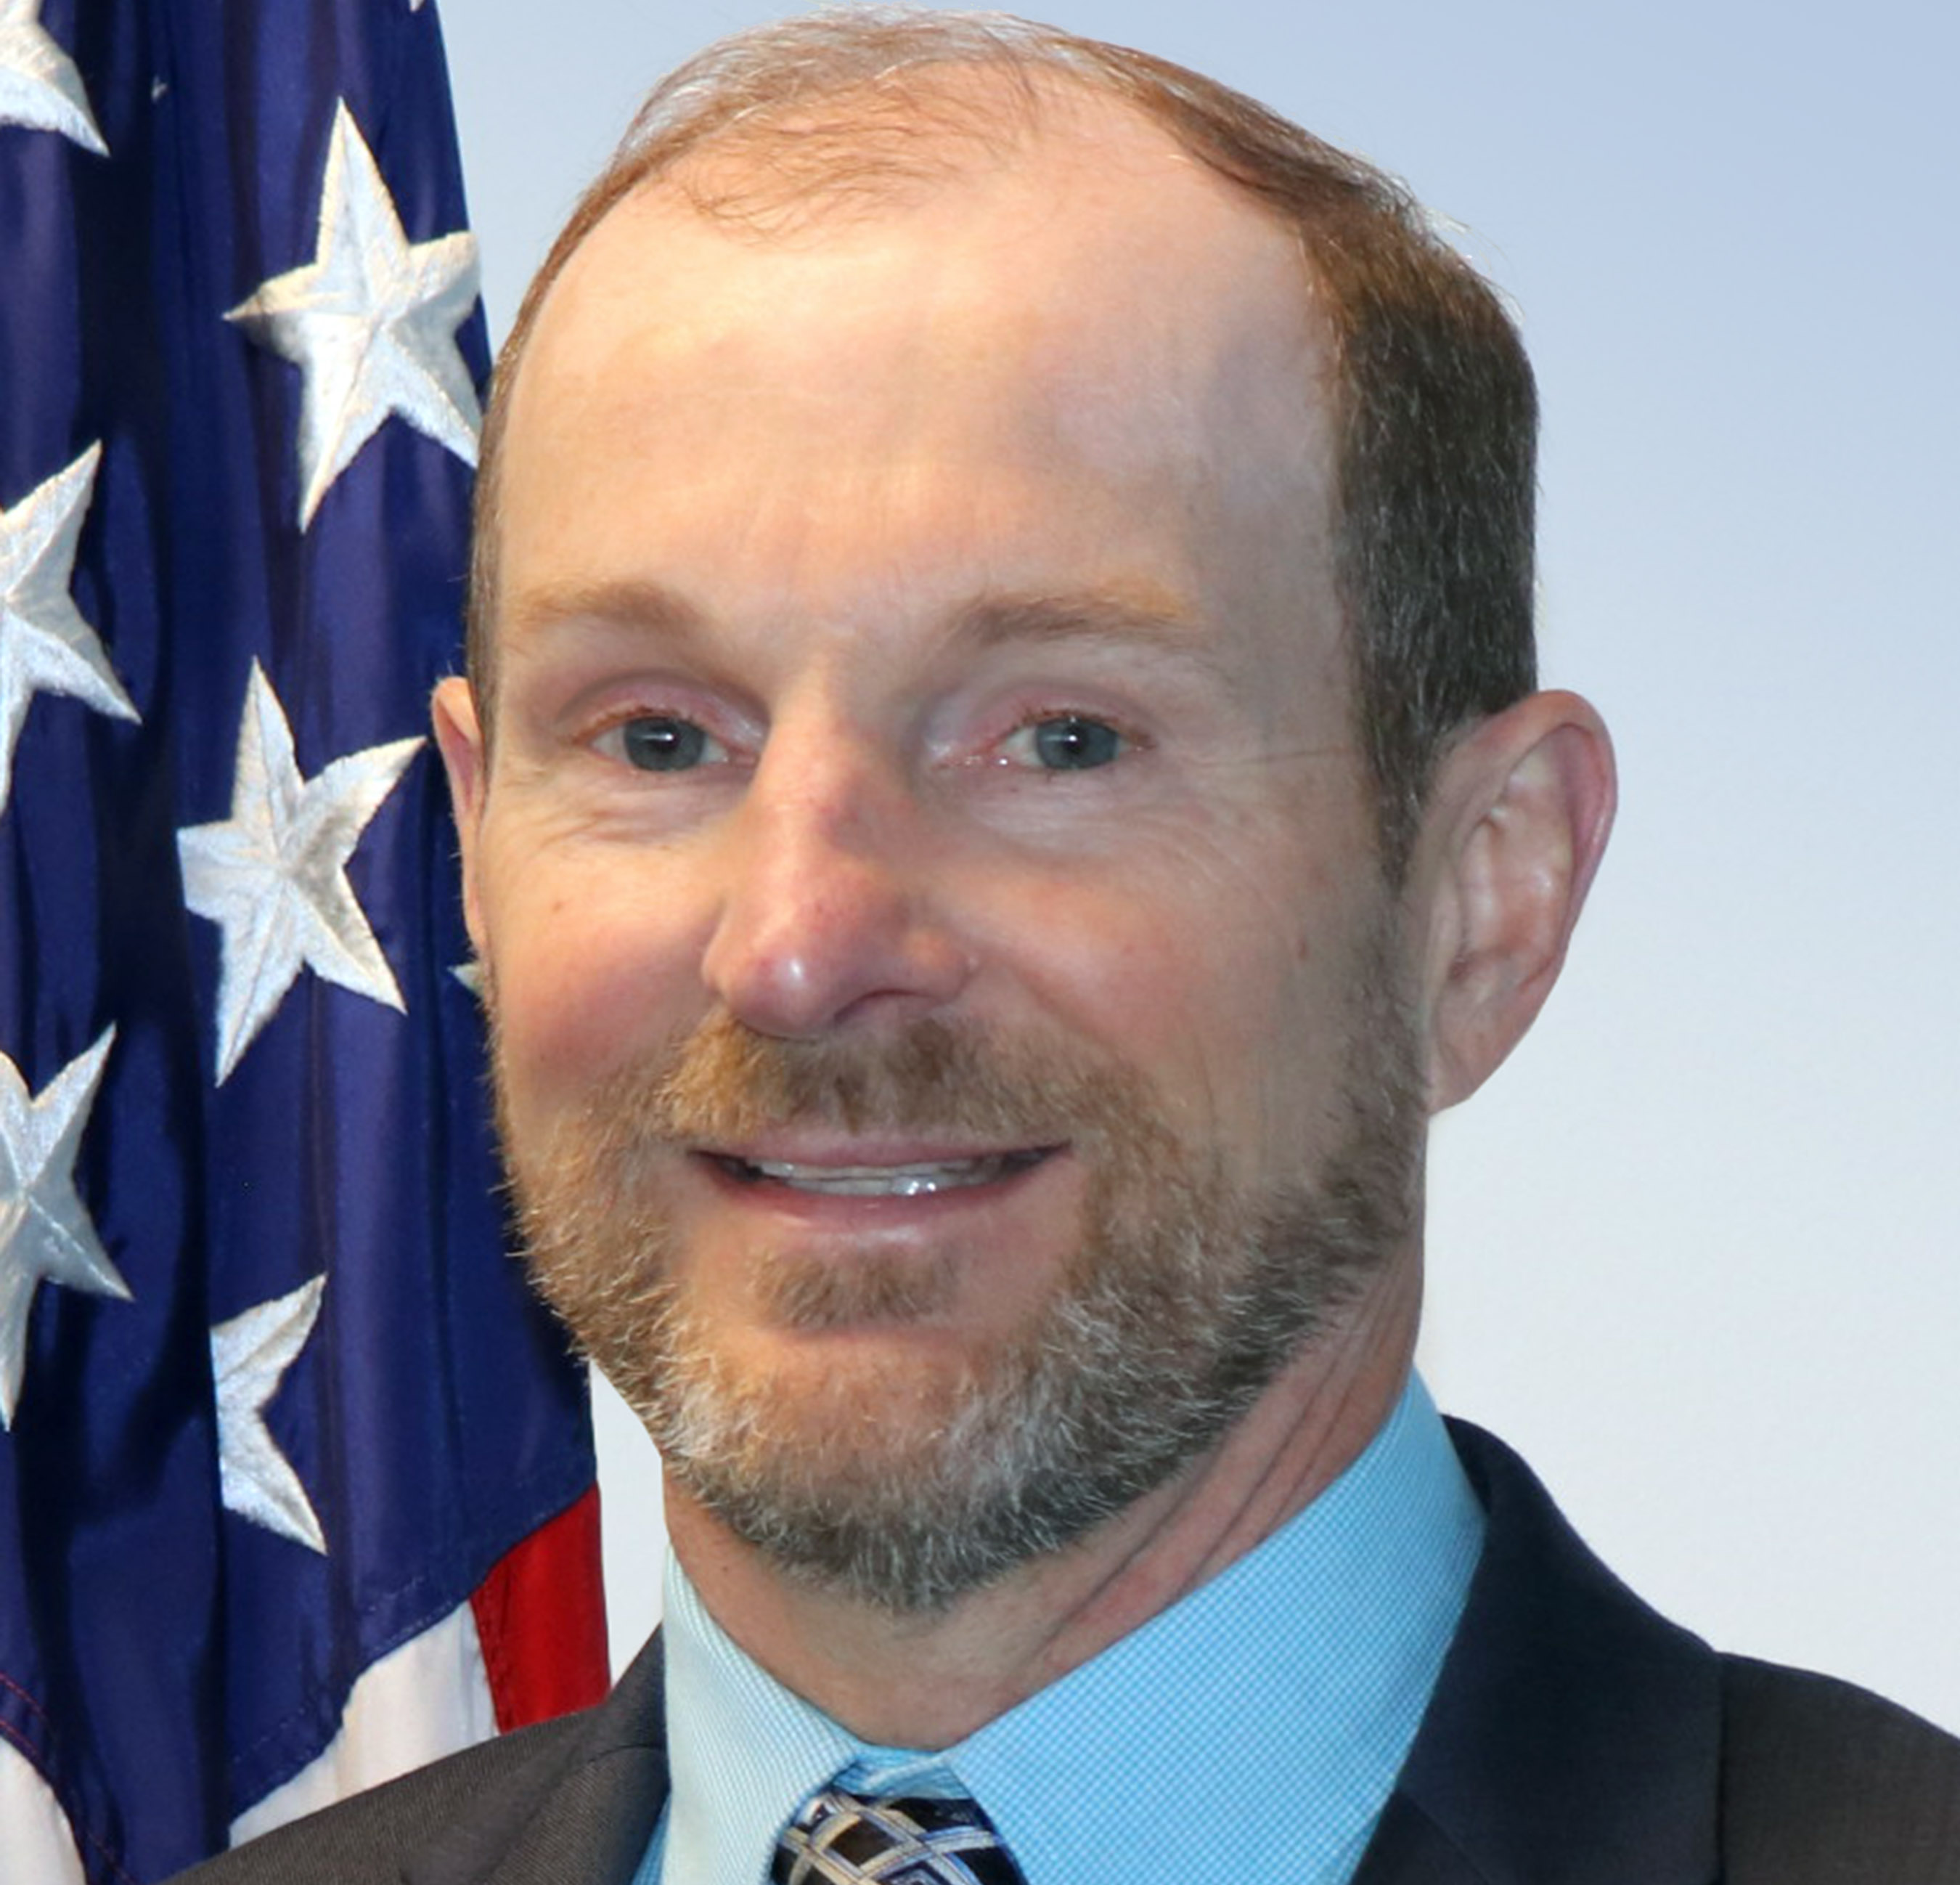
[710,1148,1055,1198]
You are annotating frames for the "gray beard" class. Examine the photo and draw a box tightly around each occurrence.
[499,932,1421,1614]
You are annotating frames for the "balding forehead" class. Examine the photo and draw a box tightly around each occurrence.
[517,100,1333,509]
[533,80,1328,386]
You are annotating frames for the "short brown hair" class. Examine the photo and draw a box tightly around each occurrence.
[467,7,1538,873]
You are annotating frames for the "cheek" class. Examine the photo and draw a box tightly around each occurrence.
[1012,841,1356,1158]
[479,852,703,1114]
[1218,818,1384,1141]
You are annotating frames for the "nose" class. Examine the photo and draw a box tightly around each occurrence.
[700,734,973,1039]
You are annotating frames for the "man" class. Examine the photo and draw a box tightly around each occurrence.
[174,9,1960,1883]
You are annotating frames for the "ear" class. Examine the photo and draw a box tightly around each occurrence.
[430,675,489,960]
[1411,689,1616,1113]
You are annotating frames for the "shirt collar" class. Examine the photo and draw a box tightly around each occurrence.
[660,1566,857,1885]
[658,1372,1483,1885]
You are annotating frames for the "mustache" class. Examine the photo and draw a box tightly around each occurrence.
[560,1009,1155,1155]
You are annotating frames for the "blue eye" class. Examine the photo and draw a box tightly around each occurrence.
[618,715,716,771]
[1026,714,1123,771]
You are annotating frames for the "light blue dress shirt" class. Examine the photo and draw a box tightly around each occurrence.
[639,1373,1483,1885]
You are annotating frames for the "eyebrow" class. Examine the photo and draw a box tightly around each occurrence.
[505,577,707,647]
[950,589,1212,656]
[504,577,1227,677]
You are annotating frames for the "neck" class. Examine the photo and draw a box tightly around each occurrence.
[665,1256,1421,1748]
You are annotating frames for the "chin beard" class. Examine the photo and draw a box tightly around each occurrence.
[500,937,1421,1613]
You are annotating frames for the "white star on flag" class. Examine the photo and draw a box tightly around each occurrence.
[211,1274,328,1553]
[0,0,108,154]
[0,1030,129,1430]
[0,442,140,816]
[226,97,480,529]
[177,661,423,1083]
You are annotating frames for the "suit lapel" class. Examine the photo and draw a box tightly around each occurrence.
[1349,1794,1490,1884]
[407,1637,671,1885]
[1354,1424,1724,1885]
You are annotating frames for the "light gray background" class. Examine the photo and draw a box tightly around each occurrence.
[442,1,1960,1730]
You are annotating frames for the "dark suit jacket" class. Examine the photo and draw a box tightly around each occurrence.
[168,1424,1960,1884]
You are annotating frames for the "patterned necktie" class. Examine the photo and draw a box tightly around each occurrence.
[771,1786,1029,1885]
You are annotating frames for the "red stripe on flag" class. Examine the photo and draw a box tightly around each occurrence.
[470,1487,611,1732]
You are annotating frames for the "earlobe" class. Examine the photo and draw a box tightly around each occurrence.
[430,676,489,957]
[1416,690,1616,1112]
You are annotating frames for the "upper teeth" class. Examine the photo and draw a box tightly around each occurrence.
[748,1155,1024,1197]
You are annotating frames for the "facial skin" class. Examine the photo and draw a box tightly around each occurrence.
[505,935,1421,1613]
[436,84,1615,1740]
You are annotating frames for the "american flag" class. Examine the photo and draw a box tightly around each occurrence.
[0,3,607,1878]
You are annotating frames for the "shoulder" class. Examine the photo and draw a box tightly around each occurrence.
[163,1711,594,1883]
[1720,1655,1960,1883]
[163,1634,669,1884]
[1410,1422,1960,1883]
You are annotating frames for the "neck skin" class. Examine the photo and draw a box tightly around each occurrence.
[662,1253,1421,1749]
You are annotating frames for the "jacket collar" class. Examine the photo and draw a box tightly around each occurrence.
[1355,1420,1722,1885]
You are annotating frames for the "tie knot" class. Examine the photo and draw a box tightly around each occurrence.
[772,1786,1027,1884]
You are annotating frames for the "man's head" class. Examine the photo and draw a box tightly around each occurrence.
[436,9,1612,1615]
